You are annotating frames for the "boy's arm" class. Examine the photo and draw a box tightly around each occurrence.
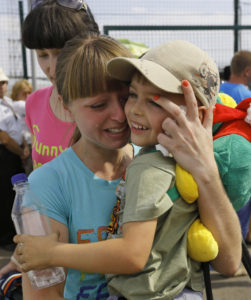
[20,218,68,300]
[15,219,157,274]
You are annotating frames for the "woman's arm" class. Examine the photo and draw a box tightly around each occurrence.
[21,218,68,300]
[156,80,242,276]
[15,219,157,275]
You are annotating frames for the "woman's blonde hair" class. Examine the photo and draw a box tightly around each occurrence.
[11,79,32,100]
[56,33,133,143]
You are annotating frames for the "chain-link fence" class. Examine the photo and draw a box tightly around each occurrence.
[1,0,251,92]
[0,0,27,92]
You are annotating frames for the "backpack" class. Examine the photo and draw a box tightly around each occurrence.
[0,271,22,300]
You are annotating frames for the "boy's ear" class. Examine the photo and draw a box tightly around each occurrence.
[58,94,75,122]
[198,106,207,123]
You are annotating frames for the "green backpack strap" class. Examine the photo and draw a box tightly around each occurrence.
[167,185,180,203]
[147,148,180,203]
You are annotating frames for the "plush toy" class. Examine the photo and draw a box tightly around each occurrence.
[176,97,251,262]
[156,114,219,263]
[155,142,219,262]
[176,164,219,262]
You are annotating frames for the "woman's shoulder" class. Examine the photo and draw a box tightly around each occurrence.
[28,148,73,187]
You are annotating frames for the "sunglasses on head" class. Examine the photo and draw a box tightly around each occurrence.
[31,0,88,11]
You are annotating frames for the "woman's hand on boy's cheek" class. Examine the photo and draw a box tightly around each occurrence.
[157,80,215,177]
[180,80,199,121]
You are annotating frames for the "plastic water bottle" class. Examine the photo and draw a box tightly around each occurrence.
[11,173,65,290]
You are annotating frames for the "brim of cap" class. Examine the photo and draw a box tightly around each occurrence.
[107,57,182,94]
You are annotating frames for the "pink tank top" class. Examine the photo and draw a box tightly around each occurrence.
[25,86,75,169]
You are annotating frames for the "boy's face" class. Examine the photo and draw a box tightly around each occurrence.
[125,75,186,147]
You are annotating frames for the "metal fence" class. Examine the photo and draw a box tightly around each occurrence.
[104,25,251,70]
[0,0,251,92]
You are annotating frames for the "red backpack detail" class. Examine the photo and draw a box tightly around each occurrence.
[213,97,251,142]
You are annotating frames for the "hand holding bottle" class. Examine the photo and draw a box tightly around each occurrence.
[14,232,60,272]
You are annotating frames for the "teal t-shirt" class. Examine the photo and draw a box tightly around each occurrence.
[28,148,120,299]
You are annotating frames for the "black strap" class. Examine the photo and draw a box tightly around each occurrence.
[202,262,214,300]
[242,239,251,278]
[202,240,251,300]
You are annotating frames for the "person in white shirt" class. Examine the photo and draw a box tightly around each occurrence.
[0,68,29,248]
[11,81,33,175]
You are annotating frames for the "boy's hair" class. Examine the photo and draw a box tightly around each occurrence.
[22,0,99,49]
[107,40,220,107]
[10,79,32,100]
[56,33,133,106]
[230,50,251,76]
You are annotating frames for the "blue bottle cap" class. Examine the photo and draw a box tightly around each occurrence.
[11,173,28,185]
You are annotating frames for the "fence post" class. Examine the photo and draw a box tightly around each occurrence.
[234,0,240,52]
[18,1,28,79]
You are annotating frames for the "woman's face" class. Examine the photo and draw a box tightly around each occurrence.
[16,87,32,101]
[36,49,61,86]
[68,86,131,150]
[0,81,7,99]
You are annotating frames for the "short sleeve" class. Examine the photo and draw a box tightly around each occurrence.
[28,164,70,225]
[123,155,174,223]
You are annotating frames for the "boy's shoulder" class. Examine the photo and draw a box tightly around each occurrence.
[132,146,176,171]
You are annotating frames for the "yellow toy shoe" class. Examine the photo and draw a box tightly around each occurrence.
[187,219,219,262]
[175,164,218,262]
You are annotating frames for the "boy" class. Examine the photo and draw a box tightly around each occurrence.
[105,40,220,299]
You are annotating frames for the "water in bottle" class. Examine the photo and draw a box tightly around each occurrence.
[11,173,65,289]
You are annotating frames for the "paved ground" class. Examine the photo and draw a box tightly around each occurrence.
[1,244,251,299]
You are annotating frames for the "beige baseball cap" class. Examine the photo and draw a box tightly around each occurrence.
[0,68,9,82]
[107,40,220,107]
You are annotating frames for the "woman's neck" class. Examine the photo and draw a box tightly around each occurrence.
[49,87,72,122]
[72,141,133,181]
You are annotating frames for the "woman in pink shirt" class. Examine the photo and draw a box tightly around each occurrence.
[23,0,100,169]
